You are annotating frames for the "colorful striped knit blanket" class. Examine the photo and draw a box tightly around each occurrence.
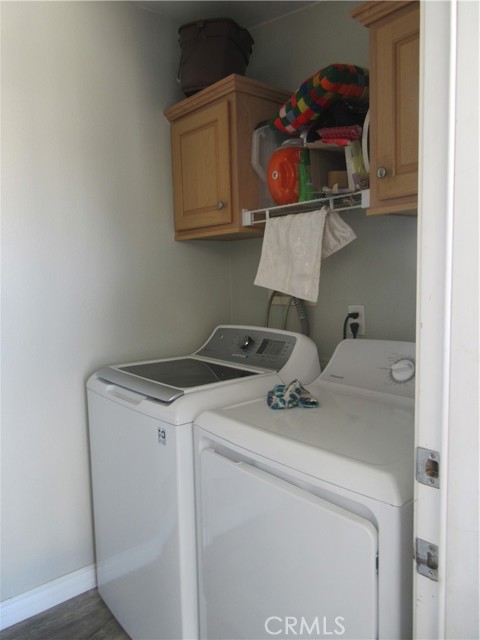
[271,63,369,134]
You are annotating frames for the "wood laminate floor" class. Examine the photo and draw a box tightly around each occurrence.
[0,589,131,640]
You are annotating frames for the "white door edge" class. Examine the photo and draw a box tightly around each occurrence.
[415,1,480,638]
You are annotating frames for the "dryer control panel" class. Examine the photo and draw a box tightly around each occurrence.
[320,339,416,398]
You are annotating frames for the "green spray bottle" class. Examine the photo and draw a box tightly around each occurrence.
[297,149,316,202]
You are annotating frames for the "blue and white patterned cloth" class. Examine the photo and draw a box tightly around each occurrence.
[267,379,319,410]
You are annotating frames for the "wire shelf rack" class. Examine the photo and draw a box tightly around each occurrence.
[242,189,369,227]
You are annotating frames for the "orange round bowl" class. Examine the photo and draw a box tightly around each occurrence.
[267,147,301,205]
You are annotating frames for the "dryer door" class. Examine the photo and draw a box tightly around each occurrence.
[198,448,378,640]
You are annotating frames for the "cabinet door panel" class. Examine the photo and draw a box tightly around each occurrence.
[353,1,420,214]
[172,101,232,230]
[375,5,419,203]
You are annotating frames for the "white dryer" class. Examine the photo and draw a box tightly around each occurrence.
[194,339,416,640]
[87,325,320,640]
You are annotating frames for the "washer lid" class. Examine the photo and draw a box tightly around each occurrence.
[97,357,259,404]
[195,384,415,506]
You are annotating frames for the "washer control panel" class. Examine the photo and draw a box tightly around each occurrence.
[196,326,297,371]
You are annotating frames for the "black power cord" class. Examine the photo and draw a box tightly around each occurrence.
[342,312,359,339]
[350,322,360,339]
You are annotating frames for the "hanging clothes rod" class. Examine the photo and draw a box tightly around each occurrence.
[242,189,370,227]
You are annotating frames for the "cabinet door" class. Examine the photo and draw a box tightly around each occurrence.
[171,100,232,231]
[370,2,419,214]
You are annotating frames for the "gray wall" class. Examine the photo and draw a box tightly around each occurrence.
[230,1,417,365]
[1,1,231,601]
[1,0,417,604]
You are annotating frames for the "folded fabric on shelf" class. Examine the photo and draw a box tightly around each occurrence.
[314,124,363,146]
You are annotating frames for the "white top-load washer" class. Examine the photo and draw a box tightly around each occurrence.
[194,339,416,640]
[86,325,320,640]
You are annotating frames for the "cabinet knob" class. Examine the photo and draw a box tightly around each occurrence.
[377,167,387,179]
[217,201,226,209]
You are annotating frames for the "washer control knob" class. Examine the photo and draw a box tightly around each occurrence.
[391,359,415,383]
[240,335,254,351]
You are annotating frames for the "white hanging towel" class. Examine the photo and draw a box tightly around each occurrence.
[254,207,356,303]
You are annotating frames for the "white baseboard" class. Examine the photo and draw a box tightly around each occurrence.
[0,564,97,631]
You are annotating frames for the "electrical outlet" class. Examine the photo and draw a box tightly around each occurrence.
[348,304,365,336]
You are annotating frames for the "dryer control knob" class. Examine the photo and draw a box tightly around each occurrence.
[391,359,415,383]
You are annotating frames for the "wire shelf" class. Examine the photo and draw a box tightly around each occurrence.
[242,189,370,227]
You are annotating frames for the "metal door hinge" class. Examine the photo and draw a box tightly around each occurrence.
[415,538,439,581]
[416,447,440,488]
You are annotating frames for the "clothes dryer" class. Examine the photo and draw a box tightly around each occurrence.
[87,325,320,640]
[194,339,415,640]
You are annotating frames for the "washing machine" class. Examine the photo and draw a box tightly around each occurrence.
[194,339,416,640]
[86,325,320,640]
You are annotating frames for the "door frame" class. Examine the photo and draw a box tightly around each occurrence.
[414,1,479,637]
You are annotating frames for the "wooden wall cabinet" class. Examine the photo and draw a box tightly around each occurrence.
[352,1,420,215]
[164,75,290,240]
